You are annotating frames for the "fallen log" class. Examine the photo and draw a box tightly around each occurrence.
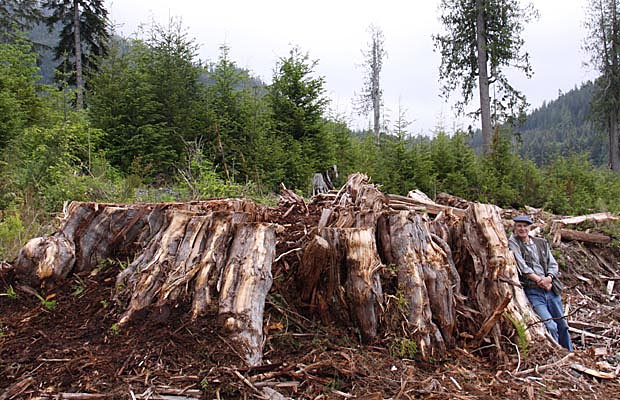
[550,212,620,244]
[387,193,466,218]
[552,212,619,226]
[557,228,612,245]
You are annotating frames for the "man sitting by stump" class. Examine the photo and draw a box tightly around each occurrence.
[508,215,574,351]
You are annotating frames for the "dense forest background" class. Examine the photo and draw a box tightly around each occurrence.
[1,3,620,261]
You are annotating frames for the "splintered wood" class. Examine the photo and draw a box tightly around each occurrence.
[11,173,620,369]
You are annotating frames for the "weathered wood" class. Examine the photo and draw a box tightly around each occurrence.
[14,199,262,289]
[298,229,346,325]
[552,212,619,226]
[550,212,619,244]
[513,352,575,377]
[435,192,471,210]
[387,193,466,218]
[570,362,618,379]
[11,173,563,364]
[115,209,255,324]
[474,295,511,343]
[0,377,34,400]
[278,183,308,216]
[343,227,383,343]
[558,228,612,245]
[13,234,75,288]
[298,227,383,343]
[453,203,546,353]
[376,211,453,359]
[336,178,387,228]
[218,223,276,366]
[191,212,242,319]
[116,210,200,326]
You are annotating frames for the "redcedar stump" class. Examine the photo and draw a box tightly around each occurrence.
[13,174,547,366]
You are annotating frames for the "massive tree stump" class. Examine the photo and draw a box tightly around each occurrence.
[10,173,555,365]
[14,200,262,287]
[14,199,273,366]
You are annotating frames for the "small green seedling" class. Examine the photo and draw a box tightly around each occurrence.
[33,292,57,311]
[0,285,17,299]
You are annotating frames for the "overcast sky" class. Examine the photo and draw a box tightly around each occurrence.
[105,0,598,135]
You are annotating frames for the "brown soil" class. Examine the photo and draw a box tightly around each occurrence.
[1,200,619,399]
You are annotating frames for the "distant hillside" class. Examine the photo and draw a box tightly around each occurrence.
[514,82,607,167]
[29,22,58,85]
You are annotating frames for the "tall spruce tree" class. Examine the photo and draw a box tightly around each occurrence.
[268,46,330,190]
[205,45,250,182]
[434,0,536,154]
[43,0,110,109]
[584,0,620,171]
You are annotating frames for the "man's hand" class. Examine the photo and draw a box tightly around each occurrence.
[538,275,553,291]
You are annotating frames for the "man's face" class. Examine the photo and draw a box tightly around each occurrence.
[514,222,530,241]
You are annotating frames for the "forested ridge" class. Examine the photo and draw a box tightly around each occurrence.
[1,1,620,263]
[515,82,607,166]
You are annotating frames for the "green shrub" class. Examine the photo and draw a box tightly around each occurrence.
[0,209,25,260]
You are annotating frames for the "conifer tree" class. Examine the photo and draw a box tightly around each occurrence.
[434,0,536,154]
[43,0,110,109]
[0,0,43,42]
[268,46,330,190]
[584,0,620,171]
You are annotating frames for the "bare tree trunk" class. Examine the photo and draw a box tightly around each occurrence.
[475,0,492,155]
[371,27,382,140]
[610,1,620,171]
[73,0,83,110]
[610,114,620,171]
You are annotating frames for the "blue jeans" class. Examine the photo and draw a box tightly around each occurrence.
[524,287,573,351]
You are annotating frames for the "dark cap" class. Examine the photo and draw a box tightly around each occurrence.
[513,215,533,225]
